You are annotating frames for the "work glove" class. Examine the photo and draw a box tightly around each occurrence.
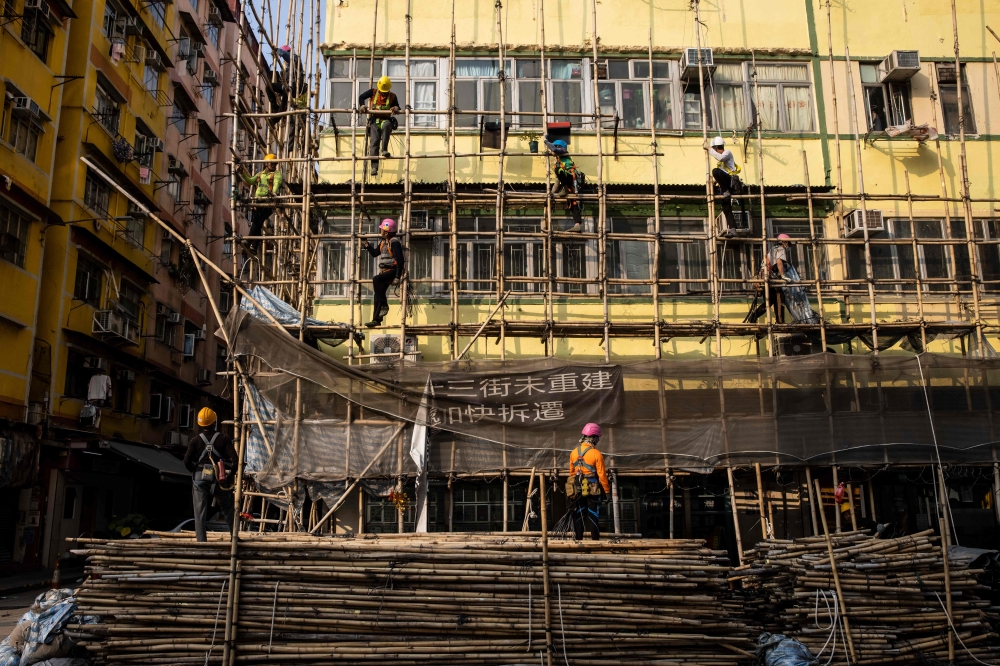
[390,106,401,115]
[782,275,793,283]
[359,105,368,114]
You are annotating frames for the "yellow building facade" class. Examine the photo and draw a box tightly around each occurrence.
[316,0,1000,363]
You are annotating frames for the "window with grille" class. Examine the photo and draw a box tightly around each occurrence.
[0,199,30,267]
[860,64,912,131]
[73,253,103,305]
[84,168,111,217]
[94,83,120,134]
[6,115,41,162]
[118,280,142,321]
[456,217,496,293]
[20,4,52,63]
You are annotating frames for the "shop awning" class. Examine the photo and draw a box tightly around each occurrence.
[110,442,189,482]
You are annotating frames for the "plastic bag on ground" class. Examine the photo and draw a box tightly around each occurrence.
[756,632,819,666]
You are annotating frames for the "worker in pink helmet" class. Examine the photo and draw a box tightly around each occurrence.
[748,233,793,325]
[568,423,610,540]
[361,218,405,328]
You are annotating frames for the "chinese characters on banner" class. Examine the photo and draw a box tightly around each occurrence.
[427,366,623,430]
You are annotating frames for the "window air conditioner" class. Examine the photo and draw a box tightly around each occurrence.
[680,48,714,79]
[11,97,41,118]
[779,334,814,357]
[203,69,218,85]
[208,4,222,23]
[118,369,136,382]
[85,356,109,371]
[878,50,920,83]
[844,209,884,237]
[148,137,164,152]
[145,49,163,70]
[191,42,205,57]
[167,156,183,172]
[166,431,184,446]
[123,16,142,36]
[149,393,163,419]
[168,312,183,324]
[197,368,213,385]
[370,335,420,363]
[193,327,206,340]
[177,403,192,429]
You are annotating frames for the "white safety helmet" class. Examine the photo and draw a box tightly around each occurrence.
[710,136,725,148]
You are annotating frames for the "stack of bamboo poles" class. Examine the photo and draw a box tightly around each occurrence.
[67,532,752,665]
[733,529,1000,664]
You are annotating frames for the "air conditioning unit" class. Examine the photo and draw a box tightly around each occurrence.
[25,0,53,21]
[167,156,183,172]
[177,403,192,429]
[145,49,163,69]
[193,327,206,340]
[27,402,46,426]
[166,431,185,446]
[714,211,753,236]
[370,334,420,363]
[680,48,714,79]
[149,393,163,419]
[183,333,196,357]
[123,16,142,35]
[93,309,124,335]
[168,312,183,324]
[197,368,213,385]
[148,137,164,152]
[128,202,148,217]
[844,209,885,237]
[117,369,136,382]
[84,356,109,371]
[208,4,222,23]
[11,97,41,118]
[193,189,210,204]
[191,42,205,57]
[779,334,814,357]
[878,50,920,83]
[203,69,218,85]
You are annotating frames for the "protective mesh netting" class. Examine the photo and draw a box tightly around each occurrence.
[227,310,1000,490]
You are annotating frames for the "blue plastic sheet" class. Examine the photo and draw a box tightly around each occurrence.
[0,589,79,666]
[756,632,819,666]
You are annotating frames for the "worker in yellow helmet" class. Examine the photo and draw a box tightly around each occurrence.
[358,75,400,176]
[183,407,238,541]
[233,152,282,252]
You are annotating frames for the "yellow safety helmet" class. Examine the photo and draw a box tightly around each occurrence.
[264,153,277,161]
[377,76,392,93]
[197,407,217,427]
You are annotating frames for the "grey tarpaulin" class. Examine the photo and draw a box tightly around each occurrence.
[228,308,1000,484]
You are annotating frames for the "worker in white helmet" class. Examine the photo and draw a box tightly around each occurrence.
[709,136,748,237]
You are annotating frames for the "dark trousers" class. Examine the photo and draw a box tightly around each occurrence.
[368,122,393,174]
[572,495,601,541]
[555,170,583,226]
[371,269,395,323]
[192,483,234,542]
[712,168,747,230]
[747,286,785,324]
[248,206,274,252]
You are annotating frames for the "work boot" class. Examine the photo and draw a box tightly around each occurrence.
[365,320,382,329]
[569,223,582,233]
[381,150,391,158]
[552,183,565,196]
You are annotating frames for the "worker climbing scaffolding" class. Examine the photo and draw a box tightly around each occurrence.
[361,217,405,328]
[709,136,750,238]
[234,153,282,253]
[545,138,584,232]
[359,76,401,177]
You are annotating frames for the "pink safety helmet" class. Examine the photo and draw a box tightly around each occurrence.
[379,218,397,233]
[581,423,602,437]
[777,233,791,240]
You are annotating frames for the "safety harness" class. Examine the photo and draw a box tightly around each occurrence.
[571,442,599,481]
[377,237,400,272]
[193,433,233,492]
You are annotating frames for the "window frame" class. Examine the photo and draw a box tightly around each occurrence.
[748,62,815,133]
[73,252,104,305]
[94,83,121,135]
[84,168,112,217]
[860,64,912,132]
[7,114,42,162]
[937,62,977,136]
[20,4,53,63]
[0,198,31,267]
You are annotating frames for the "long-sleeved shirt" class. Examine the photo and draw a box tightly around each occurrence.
[238,168,282,199]
[569,442,611,494]
[710,148,740,175]
[365,236,405,278]
[183,430,237,472]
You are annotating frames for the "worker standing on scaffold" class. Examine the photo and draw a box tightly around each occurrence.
[358,76,401,177]
[709,136,749,237]
[361,218,405,328]
[234,153,282,253]
[544,139,583,232]
[568,423,611,540]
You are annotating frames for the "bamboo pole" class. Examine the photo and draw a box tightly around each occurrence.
[727,466,744,565]
[754,462,767,540]
[937,465,956,662]
[813,478,857,663]
[538,469,554,666]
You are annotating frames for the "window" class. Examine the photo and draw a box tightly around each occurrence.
[64,350,91,399]
[847,218,966,292]
[452,483,513,531]
[148,0,165,30]
[159,235,174,265]
[194,129,212,163]
[750,63,813,132]
[117,280,142,321]
[103,0,122,41]
[386,59,437,127]
[169,100,188,131]
[548,59,584,123]
[712,64,748,130]
[559,241,587,294]
[7,115,42,162]
[20,5,52,63]
[154,303,176,345]
[456,217,496,292]
[632,61,674,130]
[606,218,652,294]
[0,199,30,267]
[453,59,511,128]
[767,218,826,282]
[144,64,160,93]
[215,344,227,372]
[502,218,544,293]
[205,23,219,49]
[74,253,103,304]
[202,67,217,108]
[113,369,133,413]
[1,95,9,141]
[84,169,111,217]
[515,59,542,127]
[166,174,183,202]
[134,130,153,168]
[597,61,648,130]
[318,217,350,296]
[937,63,976,135]
[124,215,144,247]
[860,64,911,131]
[94,83,120,134]
[978,220,1000,292]
[189,201,206,228]
[658,218,708,294]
